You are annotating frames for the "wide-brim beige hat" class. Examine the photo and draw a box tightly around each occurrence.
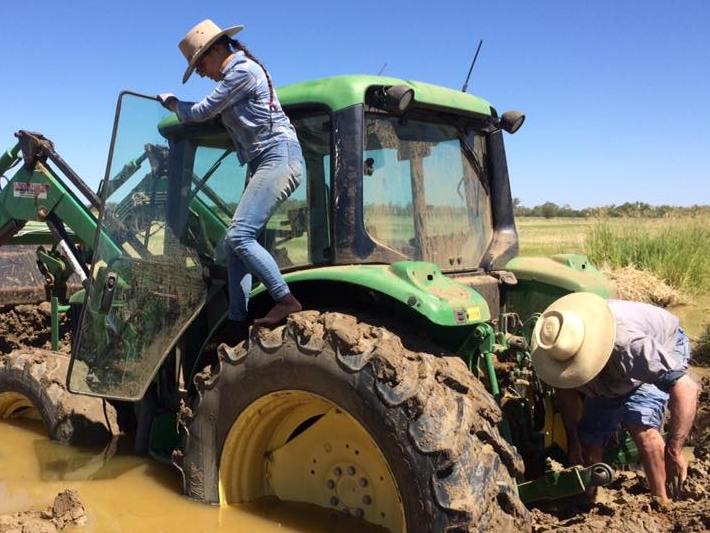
[179,19,244,83]
[531,292,616,389]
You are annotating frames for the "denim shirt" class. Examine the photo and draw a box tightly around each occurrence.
[577,300,687,398]
[175,51,298,165]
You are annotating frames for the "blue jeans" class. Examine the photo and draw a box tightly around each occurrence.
[578,329,691,446]
[226,140,303,320]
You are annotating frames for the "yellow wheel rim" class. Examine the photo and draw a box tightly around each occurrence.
[219,390,406,532]
[0,392,41,420]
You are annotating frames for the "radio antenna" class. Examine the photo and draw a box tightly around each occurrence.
[461,40,483,92]
[377,62,388,76]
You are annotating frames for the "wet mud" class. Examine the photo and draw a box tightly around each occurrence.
[0,418,383,532]
[0,489,86,532]
[0,297,116,447]
[0,303,71,354]
[532,375,710,533]
[0,349,117,444]
[0,245,54,307]
[1,303,709,532]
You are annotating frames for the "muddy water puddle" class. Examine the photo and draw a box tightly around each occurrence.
[0,419,380,533]
[670,293,710,340]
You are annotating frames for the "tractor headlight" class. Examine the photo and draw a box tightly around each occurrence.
[367,85,414,114]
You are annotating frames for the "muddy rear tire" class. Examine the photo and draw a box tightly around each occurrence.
[175,311,530,532]
[0,350,116,444]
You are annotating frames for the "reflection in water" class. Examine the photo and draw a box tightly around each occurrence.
[34,436,125,482]
[0,420,384,532]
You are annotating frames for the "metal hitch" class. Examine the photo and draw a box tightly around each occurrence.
[517,462,615,504]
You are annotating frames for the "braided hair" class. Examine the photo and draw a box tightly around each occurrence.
[215,36,275,109]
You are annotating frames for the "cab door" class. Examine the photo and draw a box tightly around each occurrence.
[69,93,207,400]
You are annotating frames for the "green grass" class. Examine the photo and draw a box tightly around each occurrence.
[517,216,710,295]
[585,218,710,294]
[516,217,592,256]
[516,216,710,340]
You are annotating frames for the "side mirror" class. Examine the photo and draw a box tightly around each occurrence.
[499,110,525,134]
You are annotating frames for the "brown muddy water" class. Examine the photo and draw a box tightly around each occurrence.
[0,419,380,533]
[670,293,710,340]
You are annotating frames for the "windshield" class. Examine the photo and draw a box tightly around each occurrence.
[363,115,493,270]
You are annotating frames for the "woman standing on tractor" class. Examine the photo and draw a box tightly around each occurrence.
[159,19,303,333]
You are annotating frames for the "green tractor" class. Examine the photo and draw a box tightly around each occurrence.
[0,76,620,531]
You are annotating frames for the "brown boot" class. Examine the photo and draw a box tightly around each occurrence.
[254,293,302,327]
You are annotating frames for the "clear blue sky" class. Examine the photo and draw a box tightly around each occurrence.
[1,0,708,208]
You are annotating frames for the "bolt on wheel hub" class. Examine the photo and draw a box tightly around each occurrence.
[326,463,372,512]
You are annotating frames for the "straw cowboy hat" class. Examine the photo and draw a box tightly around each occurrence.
[179,19,244,83]
[531,292,616,389]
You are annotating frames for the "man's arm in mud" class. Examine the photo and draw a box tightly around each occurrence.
[664,374,699,497]
[556,388,583,464]
[667,375,699,454]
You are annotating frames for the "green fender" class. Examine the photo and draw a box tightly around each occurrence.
[504,253,616,319]
[72,261,490,332]
[253,261,491,327]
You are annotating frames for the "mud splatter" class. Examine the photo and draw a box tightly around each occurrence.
[2,303,709,532]
[0,489,86,532]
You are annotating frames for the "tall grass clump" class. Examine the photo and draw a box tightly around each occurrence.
[585,219,710,294]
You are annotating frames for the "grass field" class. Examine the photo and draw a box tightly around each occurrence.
[517,217,593,256]
[517,216,710,341]
[587,221,710,293]
[518,216,710,291]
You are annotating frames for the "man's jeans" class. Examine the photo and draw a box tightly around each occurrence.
[578,329,691,446]
[225,141,302,320]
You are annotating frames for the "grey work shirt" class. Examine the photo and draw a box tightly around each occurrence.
[577,300,686,398]
[175,51,298,165]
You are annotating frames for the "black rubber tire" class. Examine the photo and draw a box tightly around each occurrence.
[175,311,531,532]
[0,349,116,444]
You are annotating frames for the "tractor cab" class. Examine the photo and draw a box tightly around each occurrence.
[69,77,525,400]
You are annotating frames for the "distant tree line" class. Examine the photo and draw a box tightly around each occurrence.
[513,199,710,218]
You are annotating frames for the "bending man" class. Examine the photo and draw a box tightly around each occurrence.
[531,293,699,504]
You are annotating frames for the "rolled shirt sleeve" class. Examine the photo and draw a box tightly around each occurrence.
[624,335,687,393]
[579,301,688,398]
[176,67,257,123]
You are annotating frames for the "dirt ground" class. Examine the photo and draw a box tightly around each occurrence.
[532,374,710,532]
[0,303,71,354]
[530,256,710,531]
[0,489,86,533]
[0,303,708,532]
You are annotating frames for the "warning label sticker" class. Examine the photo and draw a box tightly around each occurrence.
[13,182,49,199]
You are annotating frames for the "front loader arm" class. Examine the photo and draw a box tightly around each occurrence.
[0,132,127,309]
[0,150,120,258]
[0,131,123,259]
[0,142,20,177]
